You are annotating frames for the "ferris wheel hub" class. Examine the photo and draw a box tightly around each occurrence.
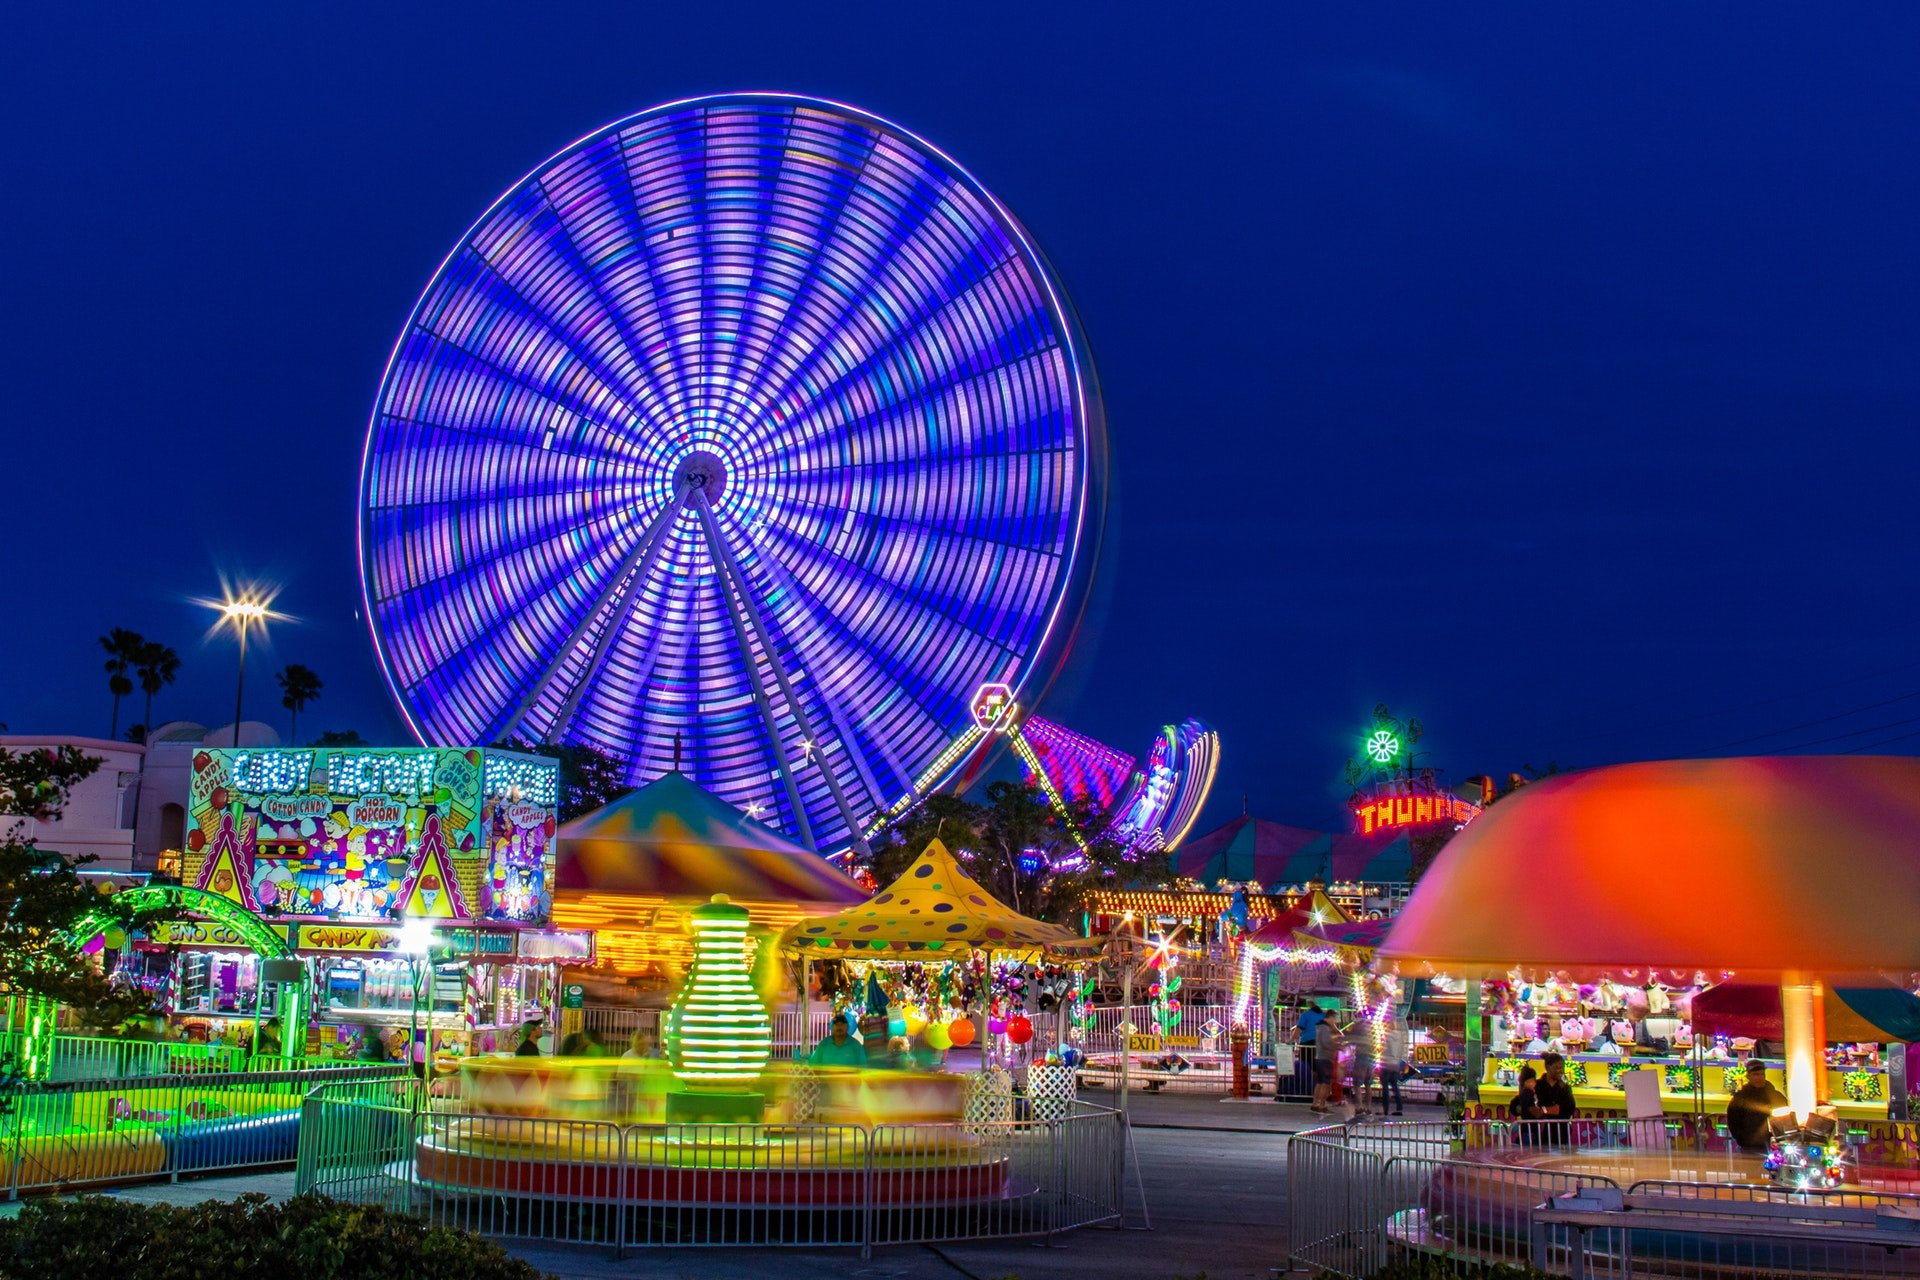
[674,450,729,503]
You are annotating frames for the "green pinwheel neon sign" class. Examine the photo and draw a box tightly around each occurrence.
[1364,729,1401,767]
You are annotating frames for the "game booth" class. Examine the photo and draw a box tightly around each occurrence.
[1358,757,1920,1272]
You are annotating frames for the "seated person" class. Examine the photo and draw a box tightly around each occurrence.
[808,1016,867,1067]
[1589,1030,1623,1058]
[1726,1062,1789,1153]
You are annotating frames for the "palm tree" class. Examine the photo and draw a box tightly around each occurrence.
[134,640,181,745]
[276,664,323,744]
[99,628,144,740]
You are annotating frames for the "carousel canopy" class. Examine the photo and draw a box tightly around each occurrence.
[555,771,864,906]
[1292,917,1394,966]
[1177,814,1411,887]
[777,839,1096,960]
[1377,756,1920,983]
[1692,982,1920,1043]
[1244,888,1351,945]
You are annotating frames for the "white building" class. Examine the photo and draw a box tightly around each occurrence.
[1,721,281,874]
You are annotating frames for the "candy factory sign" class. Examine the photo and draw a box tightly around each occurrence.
[1350,788,1482,836]
[296,925,404,953]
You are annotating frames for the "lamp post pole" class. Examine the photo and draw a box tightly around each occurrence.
[231,618,249,747]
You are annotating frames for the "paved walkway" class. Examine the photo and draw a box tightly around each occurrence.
[7,1091,1388,1278]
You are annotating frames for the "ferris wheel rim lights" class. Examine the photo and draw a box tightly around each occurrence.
[358,93,1098,856]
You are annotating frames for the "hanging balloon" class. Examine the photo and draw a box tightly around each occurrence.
[887,1015,907,1039]
[1006,1014,1033,1045]
[988,1014,1008,1035]
[924,1021,952,1051]
[947,1018,977,1047]
[102,926,128,950]
[904,1010,927,1037]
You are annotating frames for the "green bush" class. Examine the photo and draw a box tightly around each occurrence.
[0,1193,550,1280]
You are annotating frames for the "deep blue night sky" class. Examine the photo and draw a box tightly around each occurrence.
[4,5,1917,834]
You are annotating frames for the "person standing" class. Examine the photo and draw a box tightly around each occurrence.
[1534,1051,1578,1144]
[1726,1060,1789,1153]
[1380,1012,1409,1116]
[1350,1020,1377,1116]
[1311,1014,1338,1114]
[514,1018,545,1057]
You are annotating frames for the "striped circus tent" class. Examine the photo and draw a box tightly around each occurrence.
[552,771,863,975]
[1176,814,1412,888]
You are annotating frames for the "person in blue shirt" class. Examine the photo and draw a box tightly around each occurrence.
[808,1016,867,1067]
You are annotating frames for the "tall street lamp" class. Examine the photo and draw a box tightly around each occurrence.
[207,592,275,747]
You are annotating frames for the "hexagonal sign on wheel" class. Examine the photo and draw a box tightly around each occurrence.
[971,683,1016,733]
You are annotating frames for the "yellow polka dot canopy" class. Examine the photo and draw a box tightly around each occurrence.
[776,840,1096,959]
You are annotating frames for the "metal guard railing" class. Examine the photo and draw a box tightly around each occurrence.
[297,1084,1126,1257]
[1289,1117,1920,1279]
[1,1064,412,1199]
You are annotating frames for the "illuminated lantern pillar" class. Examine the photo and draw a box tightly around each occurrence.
[1780,977,1829,1123]
[18,994,56,1082]
[666,895,771,1122]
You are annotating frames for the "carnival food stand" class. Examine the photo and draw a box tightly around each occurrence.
[155,744,582,1059]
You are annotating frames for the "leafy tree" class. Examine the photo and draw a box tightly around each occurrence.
[492,738,634,821]
[869,779,1171,926]
[99,627,144,740]
[0,743,172,1029]
[0,740,101,821]
[133,639,181,744]
[275,663,324,743]
[310,728,370,748]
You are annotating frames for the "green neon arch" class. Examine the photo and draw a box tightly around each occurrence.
[57,885,305,1073]
[69,884,292,958]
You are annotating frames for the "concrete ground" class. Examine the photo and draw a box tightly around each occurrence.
[8,1091,1438,1278]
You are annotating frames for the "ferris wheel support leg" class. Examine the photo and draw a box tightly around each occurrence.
[701,503,817,850]
[736,548,898,805]
[545,504,687,741]
[495,488,690,742]
[693,493,874,857]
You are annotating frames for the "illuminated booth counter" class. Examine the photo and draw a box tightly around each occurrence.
[1475,1054,1898,1122]
[152,745,584,1058]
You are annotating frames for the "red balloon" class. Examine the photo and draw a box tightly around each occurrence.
[1006,1015,1033,1045]
[947,1018,977,1047]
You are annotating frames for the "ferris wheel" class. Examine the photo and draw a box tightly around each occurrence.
[359,94,1101,857]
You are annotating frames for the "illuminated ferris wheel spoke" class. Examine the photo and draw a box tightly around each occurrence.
[433,246,676,455]
[742,253,1056,467]
[692,490,873,854]
[530,163,716,431]
[492,150,718,426]
[720,532,900,804]
[732,516,1014,783]
[751,514,1027,671]
[491,486,692,741]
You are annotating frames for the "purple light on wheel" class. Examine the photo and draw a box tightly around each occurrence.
[359,95,1100,856]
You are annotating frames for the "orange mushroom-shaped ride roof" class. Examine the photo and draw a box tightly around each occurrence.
[1375,756,1920,983]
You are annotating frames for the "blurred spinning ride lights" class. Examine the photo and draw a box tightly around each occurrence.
[666,894,771,1123]
[1764,1106,1846,1191]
